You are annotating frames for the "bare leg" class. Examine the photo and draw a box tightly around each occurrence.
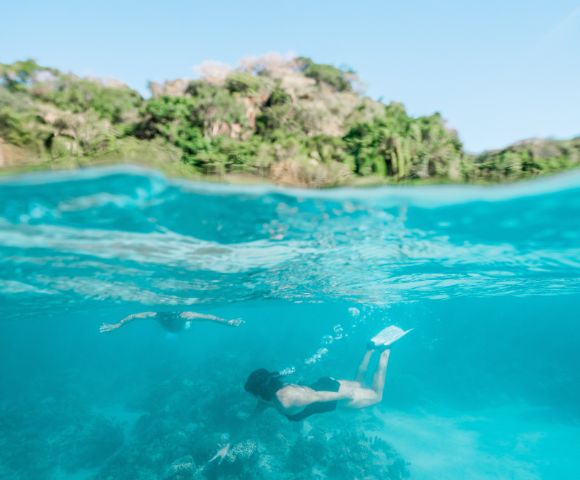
[355,349,374,383]
[371,349,391,401]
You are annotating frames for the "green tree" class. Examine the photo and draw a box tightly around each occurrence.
[344,103,464,179]
[0,59,48,92]
[297,57,354,92]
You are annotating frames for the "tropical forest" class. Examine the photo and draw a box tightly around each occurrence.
[1,55,578,186]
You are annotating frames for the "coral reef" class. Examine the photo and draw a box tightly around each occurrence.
[0,355,409,479]
[90,359,409,480]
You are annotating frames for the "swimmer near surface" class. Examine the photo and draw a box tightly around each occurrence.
[99,311,244,334]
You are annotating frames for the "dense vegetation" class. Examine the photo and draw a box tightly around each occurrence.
[1,56,578,186]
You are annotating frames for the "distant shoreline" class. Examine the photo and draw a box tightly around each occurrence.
[1,57,578,187]
[3,163,580,204]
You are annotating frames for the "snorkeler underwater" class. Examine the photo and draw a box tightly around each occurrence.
[1,168,579,479]
[244,326,409,421]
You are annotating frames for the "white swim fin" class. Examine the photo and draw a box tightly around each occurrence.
[371,325,413,347]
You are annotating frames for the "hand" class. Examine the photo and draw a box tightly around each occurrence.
[227,318,244,327]
[99,323,120,333]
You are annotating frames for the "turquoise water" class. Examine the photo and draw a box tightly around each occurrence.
[1,167,579,480]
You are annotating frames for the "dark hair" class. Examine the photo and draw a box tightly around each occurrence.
[244,369,283,401]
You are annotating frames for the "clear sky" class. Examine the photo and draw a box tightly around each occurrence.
[1,0,578,152]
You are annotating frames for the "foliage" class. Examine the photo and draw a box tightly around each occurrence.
[0,106,38,147]
[0,57,578,186]
[225,72,267,95]
[471,138,580,181]
[297,56,354,92]
[344,103,464,179]
[266,87,292,107]
[185,80,248,132]
[0,59,52,92]
[256,104,303,137]
[33,77,143,124]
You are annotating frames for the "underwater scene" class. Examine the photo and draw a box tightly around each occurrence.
[1,167,579,480]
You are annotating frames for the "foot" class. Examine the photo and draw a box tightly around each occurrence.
[367,341,391,352]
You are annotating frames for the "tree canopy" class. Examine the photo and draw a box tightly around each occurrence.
[1,56,578,186]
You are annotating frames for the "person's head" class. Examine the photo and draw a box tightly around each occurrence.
[244,368,283,402]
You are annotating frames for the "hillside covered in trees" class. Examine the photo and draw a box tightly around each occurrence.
[1,55,578,186]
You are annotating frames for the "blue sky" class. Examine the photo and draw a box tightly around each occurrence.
[1,0,578,152]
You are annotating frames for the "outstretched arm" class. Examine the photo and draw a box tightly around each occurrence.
[99,311,158,333]
[277,385,348,408]
[179,311,244,327]
[307,390,348,404]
